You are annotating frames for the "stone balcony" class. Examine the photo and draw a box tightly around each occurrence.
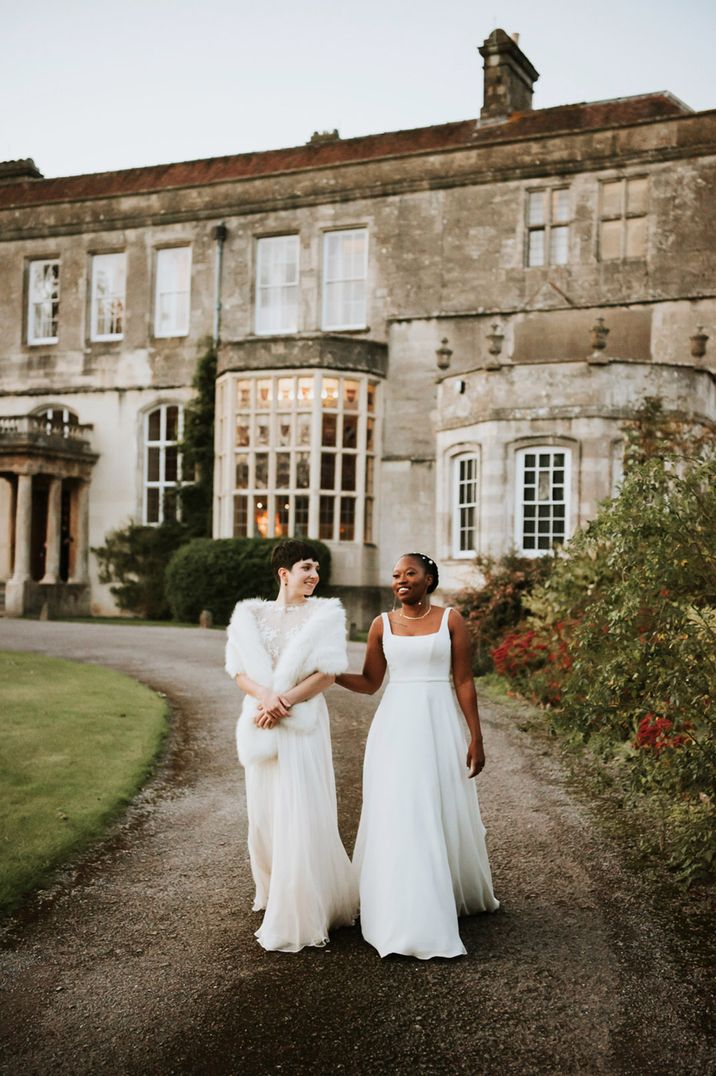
[0,414,97,479]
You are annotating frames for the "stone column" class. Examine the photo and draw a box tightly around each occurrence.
[69,481,89,584]
[10,474,32,582]
[41,476,62,583]
[5,473,33,615]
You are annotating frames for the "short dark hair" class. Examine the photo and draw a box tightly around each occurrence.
[403,552,439,594]
[271,539,320,580]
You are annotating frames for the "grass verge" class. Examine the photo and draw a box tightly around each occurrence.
[0,651,169,915]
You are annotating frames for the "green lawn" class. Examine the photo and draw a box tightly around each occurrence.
[0,651,168,914]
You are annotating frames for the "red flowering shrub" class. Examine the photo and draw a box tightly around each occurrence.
[490,622,575,706]
[634,713,691,753]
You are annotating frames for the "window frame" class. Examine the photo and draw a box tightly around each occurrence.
[598,175,649,261]
[451,452,479,558]
[525,186,571,269]
[27,258,60,345]
[321,227,369,331]
[154,246,192,339]
[142,403,184,525]
[254,234,300,336]
[230,370,379,544]
[514,445,572,557]
[90,251,126,342]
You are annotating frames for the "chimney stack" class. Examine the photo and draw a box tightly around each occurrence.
[478,29,539,121]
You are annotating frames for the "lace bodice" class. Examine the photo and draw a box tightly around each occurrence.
[255,600,315,666]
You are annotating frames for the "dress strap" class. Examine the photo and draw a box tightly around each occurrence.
[440,606,452,632]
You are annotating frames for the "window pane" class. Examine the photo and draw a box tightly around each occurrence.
[275,499,290,537]
[364,498,374,543]
[296,413,312,446]
[550,226,569,265]
[319,495,335,540]
[296,453,310,489]
[165,406,179,441]
[256,379,272,409]
[527,229,545,267]
[321,453,335,489]
[322,378,339,408]
[277,377,294,405]
[254,495,269,538]
[626,177,648,216]
[600,219,622,260]
[255,235,299,335]
[29,260,60,342]
[367,383,376,413]
[165,445,178,482]
[92,253,125,338]
[339,498,355,541]
[323,229,367,329]
[146,488,160,524]
[255,454,268,487]
[276,453,290,487]
[237,380,251,409]
[341,454,356,492]
[551,188,570,223]
[625,216,647,258]
[277,414,291,447]
[147,447,161,482]
[297,377,314,406]
[233,495,248,537]
[601,180,622,217]
[148,409,162,441]
[236,420,250,447]
[155,247,191,337]
[235,454,249,488]
[322,413,337,447]
[343,413,358,449]
[255,418,270,446]
[366,417,375,451]
[527,191,545,226]
[365,456,374,495]
[294,495,309,537]
[343,380,360,411]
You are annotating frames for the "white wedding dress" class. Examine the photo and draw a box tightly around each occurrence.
[354,608,499,958]
[244,602,358,951]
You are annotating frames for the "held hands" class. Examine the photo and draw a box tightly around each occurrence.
[467,738,485,779]
[254,690,292,729]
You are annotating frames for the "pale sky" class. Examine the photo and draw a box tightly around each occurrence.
[2,0,715,180]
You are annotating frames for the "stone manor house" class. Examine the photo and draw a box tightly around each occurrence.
[0,29,714,624]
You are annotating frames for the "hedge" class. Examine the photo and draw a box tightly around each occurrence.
[164,537,332,625]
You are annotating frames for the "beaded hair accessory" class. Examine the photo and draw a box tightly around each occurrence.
[406,552,436,567]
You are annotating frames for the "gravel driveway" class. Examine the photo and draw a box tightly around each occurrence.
[0,620,712,1075]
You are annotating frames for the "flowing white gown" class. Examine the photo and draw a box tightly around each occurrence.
[244,603,358,952]
[354,608,499,959]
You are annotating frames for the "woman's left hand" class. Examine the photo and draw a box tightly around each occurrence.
[467,738,485,778]
[254,706,276,728]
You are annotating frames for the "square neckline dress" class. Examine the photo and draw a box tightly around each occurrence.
[353,607,499,959]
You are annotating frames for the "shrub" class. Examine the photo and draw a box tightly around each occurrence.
[164,537,332,625]
[453,552,554,674]
[93,521,189,619]
[178,343,216,538]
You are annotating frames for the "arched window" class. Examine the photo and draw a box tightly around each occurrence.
[452,453,479,557]
[515,446,572,555]
[34,405,78,436]
[143,404,183,524]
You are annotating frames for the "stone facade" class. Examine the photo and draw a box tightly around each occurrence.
[0,30,714,622]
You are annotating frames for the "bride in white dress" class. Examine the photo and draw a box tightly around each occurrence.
[225,539,358,952]
[336,552,499,959]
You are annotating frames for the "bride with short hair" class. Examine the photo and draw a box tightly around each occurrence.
[225,539,357,952]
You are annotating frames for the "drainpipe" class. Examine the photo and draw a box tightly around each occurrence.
[211,223,228,347]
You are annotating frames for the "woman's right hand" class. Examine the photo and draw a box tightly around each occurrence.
[256,691,292,721]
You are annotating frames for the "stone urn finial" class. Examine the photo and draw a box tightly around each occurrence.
[588,316,610,364]
[485,323,504,370]
[690,326,709,359]
[436,338,453,371]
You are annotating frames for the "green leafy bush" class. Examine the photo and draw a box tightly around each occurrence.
[452,552,554,674]
[164,537,332,625]
[93,521,189,619]
[178,343,216,538]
